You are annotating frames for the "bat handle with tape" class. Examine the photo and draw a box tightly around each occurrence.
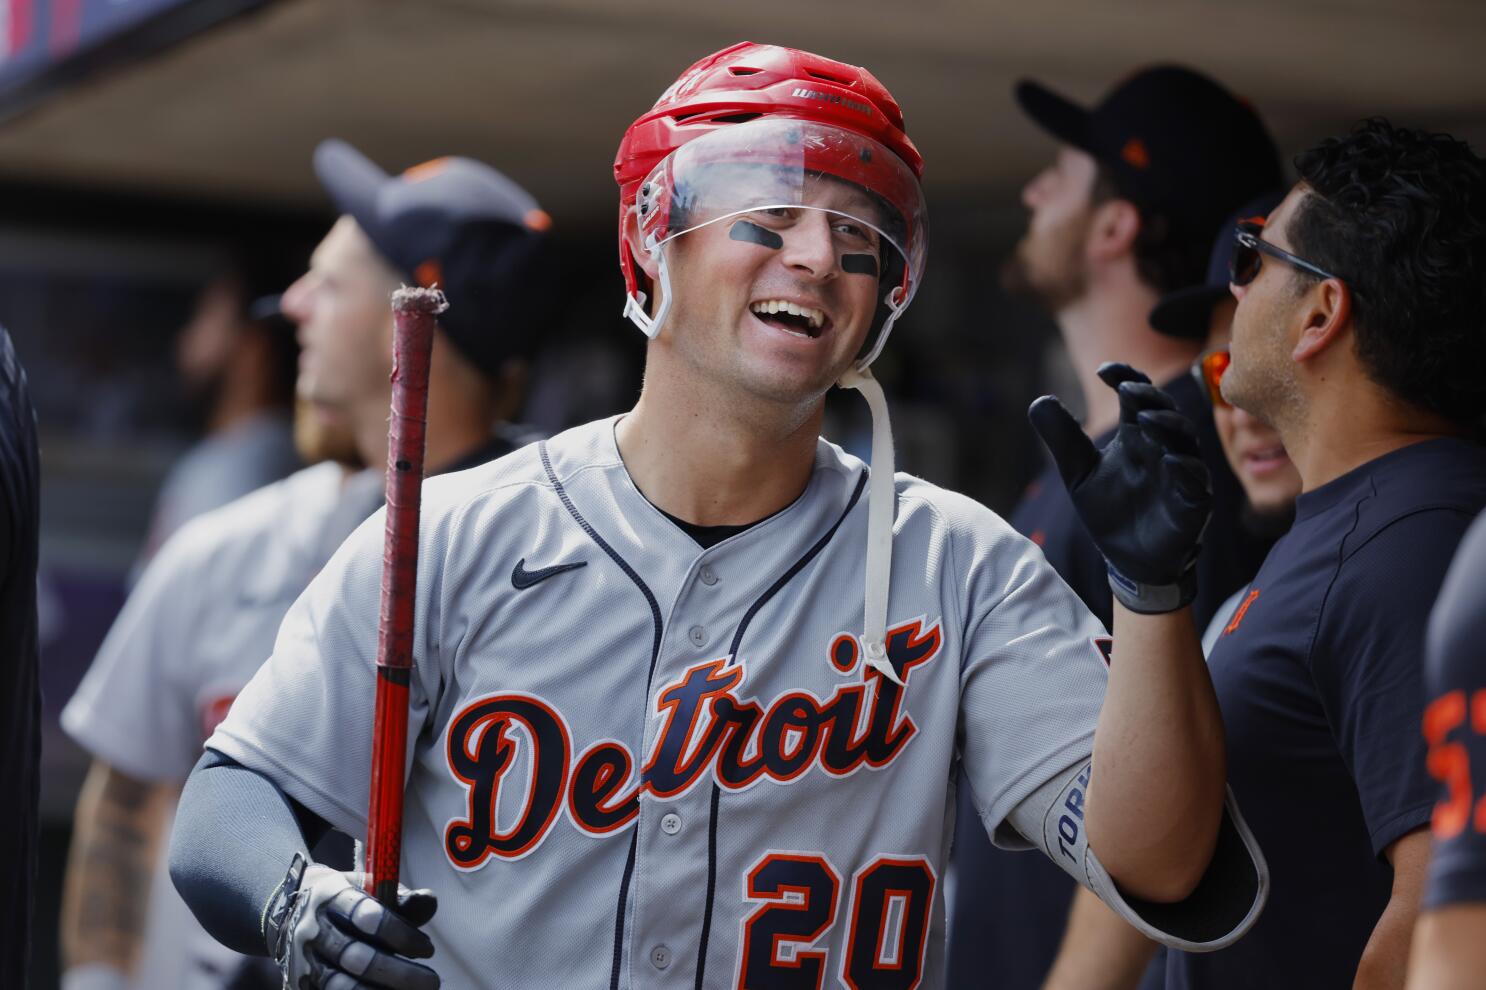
[365,285,447,906]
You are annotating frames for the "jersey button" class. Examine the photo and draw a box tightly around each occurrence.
[688,625,707,648]
[660,812,682,835]
[699,566,719,586]
[650,944,672,970]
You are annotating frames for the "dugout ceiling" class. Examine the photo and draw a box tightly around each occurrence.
[0,0,1481,219]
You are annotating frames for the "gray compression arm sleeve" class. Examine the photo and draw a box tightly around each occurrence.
[996,759,1268,952]
[168,749,325,955]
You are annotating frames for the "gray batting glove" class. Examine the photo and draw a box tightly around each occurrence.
[263,854,439,990]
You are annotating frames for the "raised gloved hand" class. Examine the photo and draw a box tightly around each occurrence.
[1028,362,1212,614]
[263,854,440,990]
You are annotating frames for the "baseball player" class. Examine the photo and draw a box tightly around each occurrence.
[1159,121,1486,989]
[136,263,303,570]
[170,43,1265,989]
[1410,509,1486,990]
[948,66,1285,990]
[1043,189,1298,989]
[59,141,552,990]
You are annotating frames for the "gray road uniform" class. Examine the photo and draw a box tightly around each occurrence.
[209,418,1262,989]
[64,461,378,990]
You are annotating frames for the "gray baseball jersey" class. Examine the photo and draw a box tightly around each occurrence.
[209,416,1236,989]
[64,460,378,990]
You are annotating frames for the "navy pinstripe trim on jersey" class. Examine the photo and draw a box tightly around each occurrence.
[539,441,665,680]
[611,831,638,990]
[693,469,870,989]
[537,441,664,990]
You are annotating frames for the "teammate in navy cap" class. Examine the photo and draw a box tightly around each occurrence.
[62,140,551,990]
[1411,509,1486,990]
[1165,119,1486,988]
[950,66,1283,990]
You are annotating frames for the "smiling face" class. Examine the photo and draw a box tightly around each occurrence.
[647,175,889,407]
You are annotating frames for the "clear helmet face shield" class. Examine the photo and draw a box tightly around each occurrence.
[623,117,928,371]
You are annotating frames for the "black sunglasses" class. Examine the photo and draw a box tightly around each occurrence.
[1229,221,1340,287]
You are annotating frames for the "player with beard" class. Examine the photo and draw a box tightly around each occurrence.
[1044,190,1305,989]
[1059,119,1486,990]
[1160,194,1304,653]
[136,267,303,569]
[1163,120,1486,990]
[948,67,1283,990]
[58,141,551,990]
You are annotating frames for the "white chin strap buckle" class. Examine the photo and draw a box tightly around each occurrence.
[862,636,901,686]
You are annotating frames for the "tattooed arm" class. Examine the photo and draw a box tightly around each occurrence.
[60,760,175,985]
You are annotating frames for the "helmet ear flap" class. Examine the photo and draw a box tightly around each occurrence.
[622,204,661,285]
[618,201,663,318]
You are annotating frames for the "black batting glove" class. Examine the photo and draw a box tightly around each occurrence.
[1028,362,1212,614]
[263,854,440,990]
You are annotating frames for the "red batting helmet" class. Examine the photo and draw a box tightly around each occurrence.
[612,42,927,365]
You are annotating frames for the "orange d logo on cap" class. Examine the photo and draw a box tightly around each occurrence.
[415,259,443,289]
[403,157,453,183]
[1121,137,1150,170]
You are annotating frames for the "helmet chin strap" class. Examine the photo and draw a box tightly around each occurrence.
[837,365,903,687]
[623,238,672,339]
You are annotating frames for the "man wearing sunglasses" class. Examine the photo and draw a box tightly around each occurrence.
[1167,200,1303,583]
[1045,190,1304,989]
[1163,119,1486,989]
[951,66,1283,990]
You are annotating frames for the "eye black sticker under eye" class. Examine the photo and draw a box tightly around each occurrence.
[729,220,784,250]
[841,254,879,277]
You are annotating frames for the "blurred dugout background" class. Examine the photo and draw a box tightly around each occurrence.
[1,0,1481,985]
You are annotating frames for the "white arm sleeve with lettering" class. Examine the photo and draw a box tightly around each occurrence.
[955,523,1267,951]
[62,520,212,781]
[1002,761,1268,952]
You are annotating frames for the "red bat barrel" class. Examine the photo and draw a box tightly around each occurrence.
[365,285,446,905]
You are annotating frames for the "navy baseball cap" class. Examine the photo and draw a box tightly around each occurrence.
[1015,66,1283,244]
[313,139,554,376]
[1150,189,1289,340]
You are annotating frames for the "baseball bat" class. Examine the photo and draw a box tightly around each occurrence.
[365,285,446,906]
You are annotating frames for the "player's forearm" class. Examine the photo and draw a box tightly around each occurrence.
[1407,907,1486,990]
[1355,895,1419,990]
[61,761,172,975]
[168,750,316,956]
[1357,828,1430,990]
[1085,603,1225,902]
[1041,886,1158,990]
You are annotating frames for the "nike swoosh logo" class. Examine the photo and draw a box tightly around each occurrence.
[511,557,587,590]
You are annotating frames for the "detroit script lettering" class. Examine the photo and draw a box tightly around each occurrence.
[443,618,942,868]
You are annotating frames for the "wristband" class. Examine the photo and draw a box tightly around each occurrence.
[1107,561,1198,615]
